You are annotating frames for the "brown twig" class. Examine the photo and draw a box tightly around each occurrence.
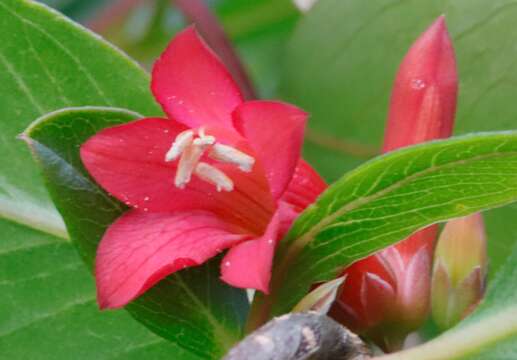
[223,312,371,360]
[173,0,256,100]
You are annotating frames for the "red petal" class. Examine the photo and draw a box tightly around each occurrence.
[390,226,437,265]
[330,254,395,332]
[219,203,292,292]
[280,159,327,212]
[383,16,457,152]
[95,210,247,309]
[81,117,186,210]
[277,200,299,238]
[397,245,432,325]
[361,272,397,326]
[151,26,243,130]
[80,118,275,233]
[233,101,307,198]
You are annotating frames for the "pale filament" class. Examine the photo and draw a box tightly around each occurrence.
[209,143,255,172]
[165,127,255,192]
[174,143,204,189]
[165,129,193,162]
[194,162,234,192]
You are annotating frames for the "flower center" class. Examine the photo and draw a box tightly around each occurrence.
[164,127,255,192]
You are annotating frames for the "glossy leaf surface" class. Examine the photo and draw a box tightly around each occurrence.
[0,218,194,360]
[269,132,517,316]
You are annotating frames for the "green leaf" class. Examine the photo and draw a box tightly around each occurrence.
[268,132,517,316]
[0,0,160,236]
[24,106,249,359]
[380,243,517,360]
[282,0,517,274]
[0,218,196,360]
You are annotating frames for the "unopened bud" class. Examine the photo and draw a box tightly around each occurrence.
[383,15,457,152]
[431,213,487,330]
[330,230,434,352]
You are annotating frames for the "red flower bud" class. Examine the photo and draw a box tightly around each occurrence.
[383,15,457,152]
[329,16,458,352]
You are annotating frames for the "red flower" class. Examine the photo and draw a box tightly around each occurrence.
[330,16,458,351]
[80,27,326,309]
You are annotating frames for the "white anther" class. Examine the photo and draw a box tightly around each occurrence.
[209,143,255,172]
[174,143,204,189]
[165,129,194,162]
[194,162,234,192]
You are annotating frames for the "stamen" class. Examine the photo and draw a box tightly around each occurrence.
[194,162,234,192]
[165,127,255,191]
[165,129,194,162]
[209,143,255,172]
[193,126,216,147]
[174,143,204,189]
[193,135,215,146]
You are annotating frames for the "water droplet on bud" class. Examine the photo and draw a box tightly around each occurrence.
[411,79,426,90]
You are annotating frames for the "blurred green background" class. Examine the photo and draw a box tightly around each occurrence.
[2,0,517,358]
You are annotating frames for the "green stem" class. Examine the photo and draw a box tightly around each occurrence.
[245,292,272,333]
[305,128,379,159]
